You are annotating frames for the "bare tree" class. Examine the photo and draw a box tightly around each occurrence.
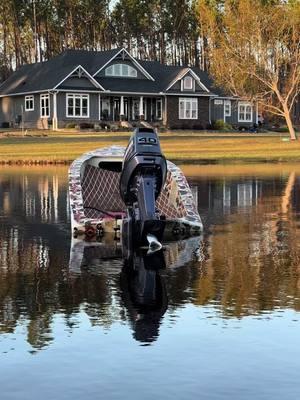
[198,0,300,140]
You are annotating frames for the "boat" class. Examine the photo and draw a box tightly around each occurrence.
[69,128,202,243]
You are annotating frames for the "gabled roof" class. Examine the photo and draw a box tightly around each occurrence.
[92,48,155,81]
[54,65,105,90]
[165,68,209,92]
[0,49,120,96]
[0,48,223,96]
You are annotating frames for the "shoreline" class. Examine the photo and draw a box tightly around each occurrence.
[1,158,300,166]
[1,130,299,165]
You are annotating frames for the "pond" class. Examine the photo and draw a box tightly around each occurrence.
[0,164,300,400]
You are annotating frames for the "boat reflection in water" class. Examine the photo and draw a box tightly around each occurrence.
[69,235,203,343]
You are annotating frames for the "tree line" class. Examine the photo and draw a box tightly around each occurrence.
[0,0,205,80]
[0,0,299,138]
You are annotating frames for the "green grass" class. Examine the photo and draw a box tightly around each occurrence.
[0,129,298,164]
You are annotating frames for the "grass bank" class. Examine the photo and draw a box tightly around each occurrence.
[0,130,299,164]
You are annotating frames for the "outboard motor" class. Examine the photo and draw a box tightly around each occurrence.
[120,128,167,247]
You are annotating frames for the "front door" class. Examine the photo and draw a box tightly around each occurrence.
[132,98,147,120]
[113,98,120,121]
[132,99,139,120]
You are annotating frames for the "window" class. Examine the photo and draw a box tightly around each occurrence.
[156,98,162,120]
[25,95,34,111]
[224,100,231,117]
[238,102,252,122]
[179,98,198,119]
[105,63,137,77]
[66,94,89,118]
[214,99,223,105]
[183,76,194,90]
[40,94,50,117]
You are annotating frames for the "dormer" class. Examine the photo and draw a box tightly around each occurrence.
[93,48,154,81]
[166,68,209,93]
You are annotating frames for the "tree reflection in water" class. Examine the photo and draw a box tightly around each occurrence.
[0,166,300,350]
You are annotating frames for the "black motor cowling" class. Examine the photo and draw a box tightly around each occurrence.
[120,128,167,244]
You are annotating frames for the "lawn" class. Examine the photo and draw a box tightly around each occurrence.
[0,129,299,164]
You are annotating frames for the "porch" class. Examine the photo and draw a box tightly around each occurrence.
[99,95,163,123]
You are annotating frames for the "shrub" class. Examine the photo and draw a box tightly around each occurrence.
[2,122,10,128]
[212,119,233,131]
[65,123,76,129]
[273,125,289,133]
[79,122,94,130]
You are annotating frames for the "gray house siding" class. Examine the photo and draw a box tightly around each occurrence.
[166,96,210,129]
[211,100,224,121]
[57,92,99,128]
[0,94,53,129]
[211,98,257,128]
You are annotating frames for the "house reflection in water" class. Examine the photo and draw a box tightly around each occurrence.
[189,172,300,317]
[191,178,263,222]
[0,167,300,350]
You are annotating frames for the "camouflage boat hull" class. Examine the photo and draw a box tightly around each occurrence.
[69,146,202,240]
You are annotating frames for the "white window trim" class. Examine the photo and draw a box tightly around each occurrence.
[66,93,90,118]
[156,98,162,120]
[25,95,34,111]
[238,102,253,122]
[105,63,137,78]
[182,76,195,91]
[179,97,198,120]
[40,94,50,118]
[224,100,231,117]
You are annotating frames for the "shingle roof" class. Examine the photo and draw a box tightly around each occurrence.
[0,49,120,95]
[0,49,222,96]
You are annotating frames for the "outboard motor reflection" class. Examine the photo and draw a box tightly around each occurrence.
[120,248,168,343]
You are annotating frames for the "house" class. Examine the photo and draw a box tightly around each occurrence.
[0,48,257,130]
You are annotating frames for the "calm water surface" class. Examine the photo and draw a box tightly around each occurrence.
[0,165,300,400]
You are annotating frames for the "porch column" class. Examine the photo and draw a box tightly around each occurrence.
[52,92,58,131]
[120,95,125,120]
[163,96,167,126]
[139,96,144,120]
